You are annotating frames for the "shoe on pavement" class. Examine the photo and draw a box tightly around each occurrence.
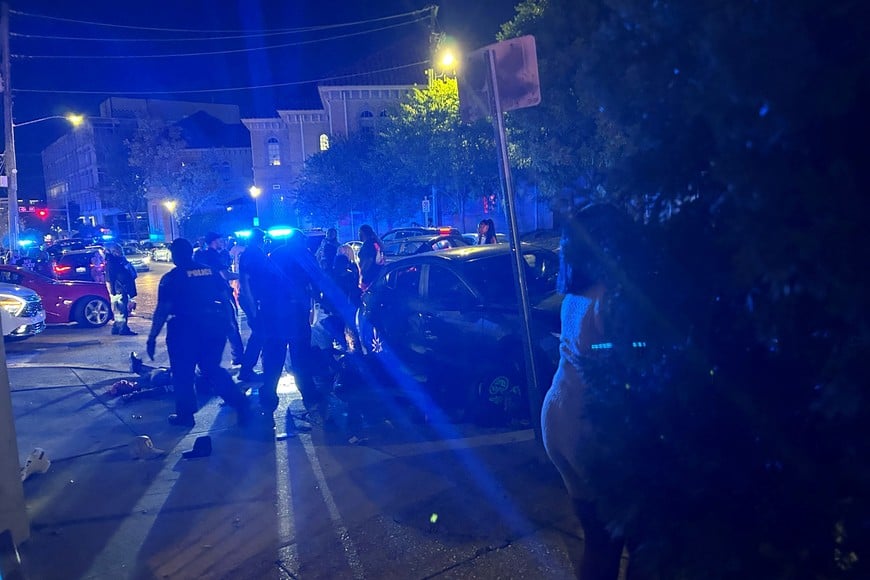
[20,448,51,482]
[130,351,144,374]
[168,413,195,427]
[119,329,138,336]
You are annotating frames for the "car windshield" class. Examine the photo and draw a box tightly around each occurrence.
[461,251,558,305]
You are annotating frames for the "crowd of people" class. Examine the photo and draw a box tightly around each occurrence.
[144,224,395,435]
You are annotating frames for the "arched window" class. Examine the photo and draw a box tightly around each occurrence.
[360,110,374,132]
[379,109,389,118]
[267,137,281,166]
[319,134,330,151]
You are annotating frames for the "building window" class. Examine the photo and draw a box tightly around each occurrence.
[319,134,330,151]
[267,137,281,166]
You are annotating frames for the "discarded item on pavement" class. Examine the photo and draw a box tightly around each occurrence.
[182,436,212,459]
[130,435,166,459]
[107,379,138,396]
[20,447,51,481]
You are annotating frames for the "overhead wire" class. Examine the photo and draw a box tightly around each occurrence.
[12,17,430,59]
[12,60,432,95]
[9,6,431,35]
[10,8,431,42]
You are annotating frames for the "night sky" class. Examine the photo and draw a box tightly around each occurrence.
[7,0,519,196]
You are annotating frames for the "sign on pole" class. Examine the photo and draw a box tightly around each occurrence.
[458,35,541,123]
[458,36,546,447]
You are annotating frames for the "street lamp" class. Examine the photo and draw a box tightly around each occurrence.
[163,200,177,241]
[3,113,85,254]
[248,186,262,226]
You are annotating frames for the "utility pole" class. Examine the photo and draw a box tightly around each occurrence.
[1,2,18,255]
[0,2,28,551]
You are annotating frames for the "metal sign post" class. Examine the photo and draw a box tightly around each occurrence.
[459,36,544,442]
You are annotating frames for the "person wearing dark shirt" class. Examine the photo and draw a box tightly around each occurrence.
[196,232,244,365]
[145,238,250,427]
[105,244,138,336]
[316,228,339,272]
[257,231,323,428]
[237,229,269,382]
[356,224,384,292]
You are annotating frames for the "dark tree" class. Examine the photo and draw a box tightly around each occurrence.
[502,0,870,576]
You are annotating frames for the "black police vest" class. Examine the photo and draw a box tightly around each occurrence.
[169,266,232,331]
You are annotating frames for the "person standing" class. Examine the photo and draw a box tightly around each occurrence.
[196,232,244,365]
[542,204,637,579]
[105,244,138,336]
[237,228,268,382]
[145,238,250,427]
[356,224,384,292]
[477,218,498,245]
[315,228,339,273]
[257,231,323,427]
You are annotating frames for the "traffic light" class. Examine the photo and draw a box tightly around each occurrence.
[35,208,49,220]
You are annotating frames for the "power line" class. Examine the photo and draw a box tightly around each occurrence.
[10,9,430,43]
[12,17,428,59]
[10,7,432,34]
[12,60,430,95]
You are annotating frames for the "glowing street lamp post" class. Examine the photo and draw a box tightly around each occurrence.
[249,186,262,227]
[163,200,177,241]
[4,114,84,254]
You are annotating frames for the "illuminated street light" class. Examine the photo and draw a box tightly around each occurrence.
[249,186,262,226]
[163,200,177,241]
[5,113,85,254]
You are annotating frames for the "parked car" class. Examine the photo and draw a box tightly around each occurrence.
[151,244,172,262]
[52,249,106,282]
[381,234,470,262]
[520,229,561,251]
[123,247,151,272]
[462,232,509,245]
[0,266,112,328]
[381,226,461,242]
[0,282,46,340]
[359,243,562,425]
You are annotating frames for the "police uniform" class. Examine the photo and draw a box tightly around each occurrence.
[259,238,321,414]
[196,245,245,363]
[148,248,248,424]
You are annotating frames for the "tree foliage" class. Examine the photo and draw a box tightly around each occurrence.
[125,118,233,236]
[503,0,870,576]
[296,78,499,230]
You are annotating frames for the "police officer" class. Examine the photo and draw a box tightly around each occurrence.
[196,231,244,365]
[146,238,250,427]
[258,230,323,427]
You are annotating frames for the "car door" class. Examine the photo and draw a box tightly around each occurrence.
[365,262,425,363]
[419,263,485,384]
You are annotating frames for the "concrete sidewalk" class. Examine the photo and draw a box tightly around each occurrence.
[7,362,583,579]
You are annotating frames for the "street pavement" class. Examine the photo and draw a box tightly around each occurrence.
[4,316,585,579]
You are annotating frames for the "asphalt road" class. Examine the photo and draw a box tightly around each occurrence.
[3,284,581,578]
[132,260,173,319]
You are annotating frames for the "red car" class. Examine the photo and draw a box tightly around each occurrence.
[0,266,113,328]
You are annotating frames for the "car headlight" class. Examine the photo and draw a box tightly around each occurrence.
[142,255,151,263]
[0,294,26,317]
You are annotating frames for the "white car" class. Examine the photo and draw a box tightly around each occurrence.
[0,282,46,339]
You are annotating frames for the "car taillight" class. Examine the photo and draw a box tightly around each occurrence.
[438,227,452,235]
[54,264,72,275]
